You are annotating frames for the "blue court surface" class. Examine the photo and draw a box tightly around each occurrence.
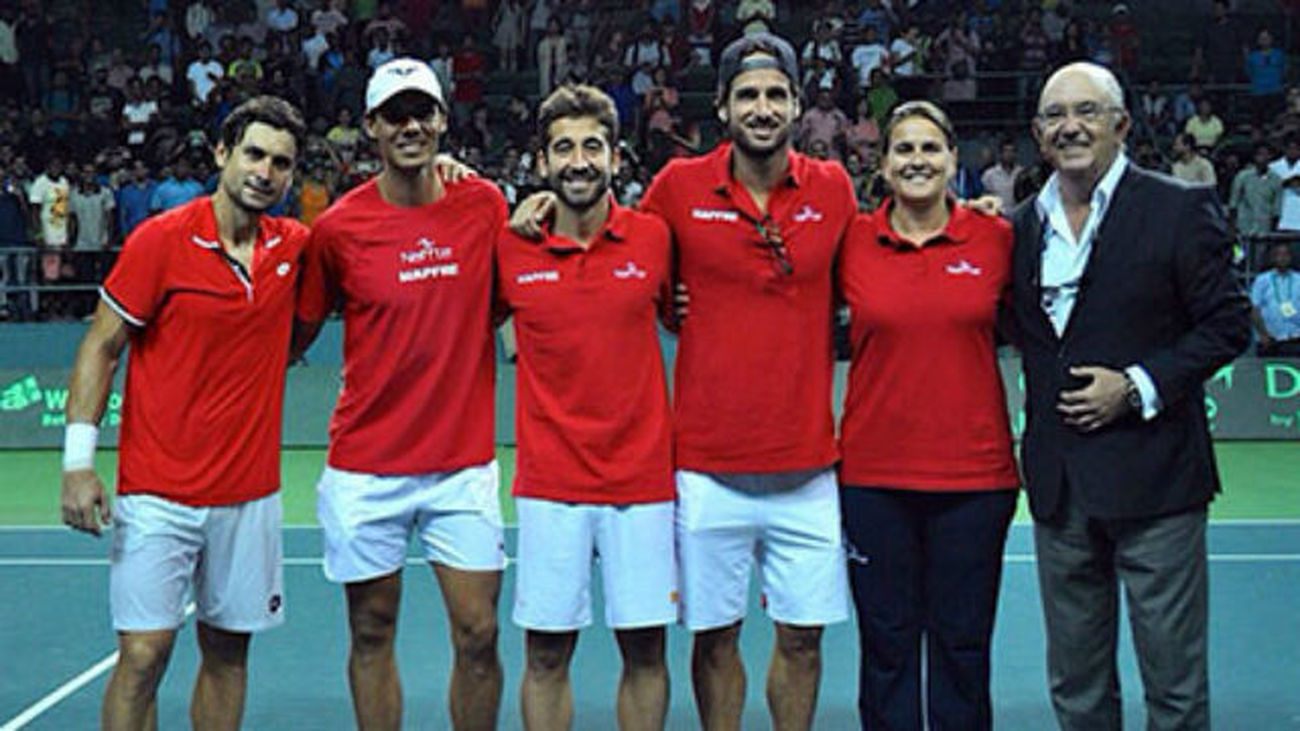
[2,522,1298,730]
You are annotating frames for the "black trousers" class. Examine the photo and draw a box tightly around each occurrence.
[842,486,1017,731]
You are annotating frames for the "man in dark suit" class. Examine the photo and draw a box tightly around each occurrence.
[1009,62,1251,730]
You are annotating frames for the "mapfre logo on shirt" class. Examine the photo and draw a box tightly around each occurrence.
[612,261,647,279]
[516,270,560,285]
[691,208,739,223]
[398,236,459,283]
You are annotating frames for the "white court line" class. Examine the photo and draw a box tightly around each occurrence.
[0,519,1297,532]
[1001,553,1300,564]
[0,524,522,532]
[0,557,519,568]
[2,554,1296,568]
[0,603,195,731]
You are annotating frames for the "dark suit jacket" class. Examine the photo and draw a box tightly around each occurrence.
[1009,164,1252,523]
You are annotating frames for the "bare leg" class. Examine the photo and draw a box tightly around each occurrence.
[690,621,744,731]
[345,571,403,731]
[520,629,579,730]
[190,622,251,731]
[767,622,824,731]
[433,563,503,731]
[102,630,176,731]
[615,626,668,731]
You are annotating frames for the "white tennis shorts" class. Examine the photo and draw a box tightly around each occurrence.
[316,460,506,583]
[110,492,284,633]
[676,468,849,631]
[513,497,678,631]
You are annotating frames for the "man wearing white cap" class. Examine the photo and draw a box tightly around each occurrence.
[294,58,509,730]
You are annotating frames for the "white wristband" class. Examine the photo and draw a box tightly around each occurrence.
[63,422,99,472]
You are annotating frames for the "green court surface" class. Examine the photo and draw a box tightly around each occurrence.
[3,442,1296,525]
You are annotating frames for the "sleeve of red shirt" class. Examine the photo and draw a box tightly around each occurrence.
[101,219,171,326]
[639,165,674,220]
[992,219,1018,346]
[646,214,678,330]
[296,222,339,324]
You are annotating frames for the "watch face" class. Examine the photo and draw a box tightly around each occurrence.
[1126,381,1142,411]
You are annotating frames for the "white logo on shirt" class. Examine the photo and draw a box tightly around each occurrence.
[517,270,561,284]
[398,237,460,283]
[400,237,454,264]
[691,208,740,222]
[792,205,824,222]
[945,259,983,276]
[613,261,647,279]
[276,262,291,277]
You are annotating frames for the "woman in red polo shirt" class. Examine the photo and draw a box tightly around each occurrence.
[838,101,1019,731]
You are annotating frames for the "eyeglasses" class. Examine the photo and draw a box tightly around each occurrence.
[753,215,794,276]
[1035,101,1123,129]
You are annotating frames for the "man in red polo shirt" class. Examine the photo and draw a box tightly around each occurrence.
[646,34,856,730]
[60,96,308,730]
[293,58,507,730]
[511,32,857,730]
[496,84,676,731]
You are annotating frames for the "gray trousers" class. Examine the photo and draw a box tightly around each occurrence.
[1033,501,1209,731]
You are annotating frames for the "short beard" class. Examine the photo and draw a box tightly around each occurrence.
[728,121,789,160]
[552,173,609,212]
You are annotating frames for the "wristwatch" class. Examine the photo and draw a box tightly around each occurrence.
[1123,373,1142,413]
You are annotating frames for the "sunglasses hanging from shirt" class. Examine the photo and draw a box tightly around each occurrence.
[731,207,794,276]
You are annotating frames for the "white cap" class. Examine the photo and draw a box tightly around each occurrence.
[365,58,445,114]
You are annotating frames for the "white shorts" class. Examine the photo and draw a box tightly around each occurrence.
[513,497,677,631]
[676,469,849,631]
[317,461,506,583]
[110,492,284,633]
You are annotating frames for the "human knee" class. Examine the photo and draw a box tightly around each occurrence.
[617,629,666,673]
[196,624,250,670]
[774,625,823,666]
[349,602,398,656]
[694,623,742,665]
[451,612,499,665]
[525,634,574,677]
[116,633,176,680]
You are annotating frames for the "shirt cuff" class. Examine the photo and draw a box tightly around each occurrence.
[1124,365,1161,421]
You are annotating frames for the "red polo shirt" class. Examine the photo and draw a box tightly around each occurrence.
[838,200,1019,491]
[297,177,504,475]
[496,202,674,504]
[101,197,309,506]
[641,143,856,472]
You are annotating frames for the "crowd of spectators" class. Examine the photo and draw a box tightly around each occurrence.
[0,0,1298,321]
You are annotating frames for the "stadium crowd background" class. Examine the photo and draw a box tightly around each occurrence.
[1,0,1299,321]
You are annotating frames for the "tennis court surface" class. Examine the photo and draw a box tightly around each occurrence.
[2,444,1297,729]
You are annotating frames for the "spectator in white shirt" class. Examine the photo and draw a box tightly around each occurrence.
[137,44,174,87]
[981,139,1023,210]
[1171,133,1217,187]
[890,24,920,76]
[185,41,223,105]
[311,0,348,37]
[1269,132,1300,230]
[185,0,215,42]
[265,0,299,35]
[850,25,889,94]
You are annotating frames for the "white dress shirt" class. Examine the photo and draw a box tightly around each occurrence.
[1034,152,1162,419]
